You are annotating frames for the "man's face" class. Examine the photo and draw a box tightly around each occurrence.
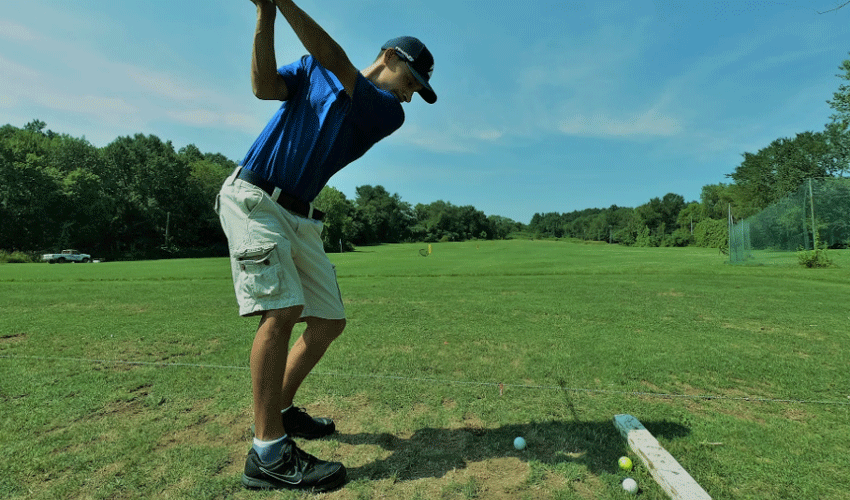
[376,51,424,103]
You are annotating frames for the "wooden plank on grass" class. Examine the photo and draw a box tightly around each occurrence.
[613,414,711,500]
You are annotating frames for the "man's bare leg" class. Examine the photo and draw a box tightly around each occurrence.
[281,317,345,408]
[251,305,304,440]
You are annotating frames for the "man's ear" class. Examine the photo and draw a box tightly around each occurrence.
[382,48,401,67]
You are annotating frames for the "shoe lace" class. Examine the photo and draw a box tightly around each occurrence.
[286,438,319,467]
[289,407,313,425]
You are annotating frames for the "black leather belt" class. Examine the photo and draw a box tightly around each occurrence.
[236,168,325,222]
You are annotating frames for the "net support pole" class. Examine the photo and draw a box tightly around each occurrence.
[809,178,817,247]
[727,204,732,263]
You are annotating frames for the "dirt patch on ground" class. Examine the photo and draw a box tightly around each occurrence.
[156,401,252,451]
[0,332,27,345]
[279,395,611,500]
[38,390,616,499]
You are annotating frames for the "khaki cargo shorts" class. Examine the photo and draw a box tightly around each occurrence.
[215,169,345,319]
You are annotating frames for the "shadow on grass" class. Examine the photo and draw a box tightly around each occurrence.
[335,419,690,482]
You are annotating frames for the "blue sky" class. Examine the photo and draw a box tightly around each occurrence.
[2,1,848,224]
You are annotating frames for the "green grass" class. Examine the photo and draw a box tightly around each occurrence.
[1,240,849,499]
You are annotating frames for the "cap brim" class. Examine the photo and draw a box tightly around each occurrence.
[418,87,437,104]
[406,62,437,104]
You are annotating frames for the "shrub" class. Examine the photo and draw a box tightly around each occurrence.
[0,251,36,264]
[693,218,727,249]
[797,235,834,268]
[662,228,695,247]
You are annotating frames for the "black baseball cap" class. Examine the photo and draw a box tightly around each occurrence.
[381,36,436,104]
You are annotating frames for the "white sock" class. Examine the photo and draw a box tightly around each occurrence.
[252,434,288,463]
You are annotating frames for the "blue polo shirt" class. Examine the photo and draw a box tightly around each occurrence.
[239,55,405,203]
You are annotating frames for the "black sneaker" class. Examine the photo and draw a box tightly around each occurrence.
[282,406,336,439]
[241,437,346,491]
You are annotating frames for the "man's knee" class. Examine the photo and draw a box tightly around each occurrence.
[258,306,304,337]
[305,317,346,342]
[322,318,346,340]
[330,318,346,338]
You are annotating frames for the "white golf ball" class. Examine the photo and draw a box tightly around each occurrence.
[513,436,526,450]
[622,477,638,494]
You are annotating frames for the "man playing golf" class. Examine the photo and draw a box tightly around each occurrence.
[216,0,436,492]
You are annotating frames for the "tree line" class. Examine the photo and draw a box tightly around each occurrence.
[2,54,848,259]
[1,121,235,260]
[0,122,523,259]
[528,54,850,249]
[313,185,524,252]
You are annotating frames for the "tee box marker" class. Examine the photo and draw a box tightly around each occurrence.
[613,414,712,500]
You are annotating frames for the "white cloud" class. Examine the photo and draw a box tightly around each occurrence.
[223,112,263,133]
[0,54,41,82]
[166,109,219,126]
[558,113,680,137]
[39,94,137,117]
[0,53,136,123]
[391,121,514,154]
[473,12,682,141]
[0,19,37,42]
[393,124,474,154]
[558,108,682,138]
[0,55,38,109]
[166,109,260,134]
[125,67,202,101]
[0,15,262,143]
[473,129,504,141]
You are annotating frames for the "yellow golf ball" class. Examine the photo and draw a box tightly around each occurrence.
[618,456,633,471]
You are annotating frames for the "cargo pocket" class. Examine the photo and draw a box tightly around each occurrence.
[235,245,281,301]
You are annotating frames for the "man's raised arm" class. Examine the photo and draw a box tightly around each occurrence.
[250,0,289,100]
[272,0,359,97]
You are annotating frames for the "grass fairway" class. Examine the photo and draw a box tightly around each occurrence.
[2,240,849,499]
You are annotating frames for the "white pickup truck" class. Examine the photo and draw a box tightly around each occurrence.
[42,249,92,264]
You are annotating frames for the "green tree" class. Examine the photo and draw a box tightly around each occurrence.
[313,186,356,252]
[180,147,234,250]
[826,55,850,177]
[693,218,728,249]
[728,132,833,216]
[0,151,63,250]
[561,208,603,239]
[487,215,523,239]
[615,211,642,246]
[528,212,566,238]
[606,206,635,244]
[825,122,849,177]
[585,212,611,241]
[45,135,112,251]
[658,193,686,231]
[827,56,850,124]
[700,183,735,220]
[634,197,663,244]
[59,164,113,251]
[676,202,702,233]
[0,123,65,251]
[413,200,489,242]
[353,185,414,244]
[100,134,191,256]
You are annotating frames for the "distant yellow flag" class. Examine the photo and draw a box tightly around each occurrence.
[428,244,432,255]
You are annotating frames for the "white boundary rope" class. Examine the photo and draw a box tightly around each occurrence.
[3,354,849,406]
